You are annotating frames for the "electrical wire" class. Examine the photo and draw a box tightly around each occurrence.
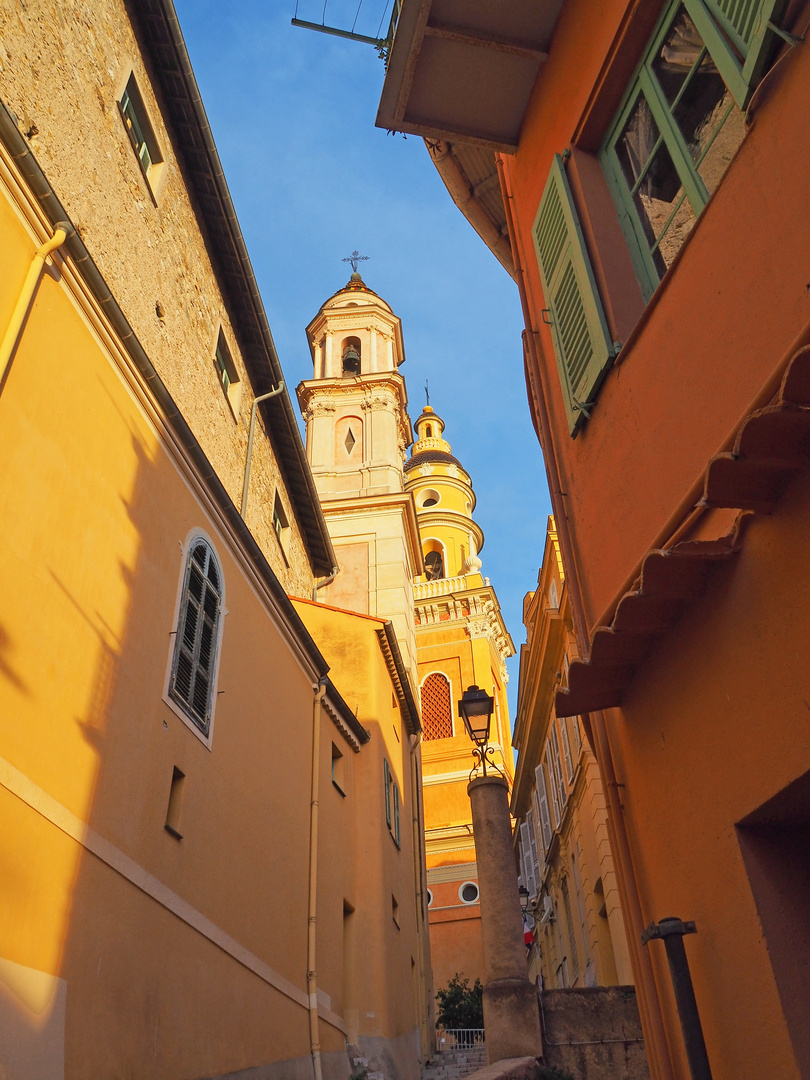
[351,0,364,34]
[376,0,392,39]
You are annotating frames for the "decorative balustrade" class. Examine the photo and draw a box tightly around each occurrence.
[413,574,490,601]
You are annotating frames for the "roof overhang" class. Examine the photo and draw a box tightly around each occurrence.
[376,0,564,151]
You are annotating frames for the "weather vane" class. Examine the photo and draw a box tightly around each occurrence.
[425,380,430,407]
[342,250,370,273]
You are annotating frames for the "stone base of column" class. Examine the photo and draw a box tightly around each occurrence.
[483,976,543,1064]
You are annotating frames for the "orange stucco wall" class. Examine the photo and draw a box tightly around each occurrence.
[508,0,810,630]
[501,2,810,1077]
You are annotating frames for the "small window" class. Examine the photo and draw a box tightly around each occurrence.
[427,888,434,907]
[459,881,479,905]
[418,488,441,509]
[272,491,290,559]
[168,538,223,737]
[332,743,346,796]
[164,766,185,839]
[118,73,164,195]
[213,330,242,418]
[426,425,432,437]
[383,759,401,848]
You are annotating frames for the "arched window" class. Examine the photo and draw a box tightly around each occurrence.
[421,673,453,741]
[169,538,222,735]
[424,550,444,580]
[341,336,361,376]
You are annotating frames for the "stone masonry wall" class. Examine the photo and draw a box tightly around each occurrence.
[540,986,650,1080]
[0,0,314,596]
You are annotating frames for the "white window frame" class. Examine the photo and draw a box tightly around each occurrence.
[458,881,480,905]
[162,529,226,749]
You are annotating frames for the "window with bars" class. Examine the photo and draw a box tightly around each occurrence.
[421,672,454,740]
[169,538,222,736]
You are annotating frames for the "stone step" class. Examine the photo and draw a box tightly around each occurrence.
[422,1047,487,1080]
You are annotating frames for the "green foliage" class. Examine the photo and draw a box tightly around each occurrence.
[435,973,484,1029]
[537,1067,576,1080]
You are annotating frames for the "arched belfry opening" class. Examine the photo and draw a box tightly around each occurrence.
[342,336,361,377]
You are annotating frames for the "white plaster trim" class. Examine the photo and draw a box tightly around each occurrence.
[0,755,346,1033]
[422,769,471,786]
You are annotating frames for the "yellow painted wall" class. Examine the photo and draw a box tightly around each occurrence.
[0,161,424,1079]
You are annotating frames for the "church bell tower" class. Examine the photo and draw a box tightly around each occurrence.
[297,271,421,678]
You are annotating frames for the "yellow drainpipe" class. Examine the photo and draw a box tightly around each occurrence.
[308,678,328,1080]
[0,222,73,388]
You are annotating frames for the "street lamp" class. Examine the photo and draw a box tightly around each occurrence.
[458,685,502,777]
[518,885,530,916]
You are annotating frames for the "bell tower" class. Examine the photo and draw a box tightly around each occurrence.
[405,403,515,993]
[297,272,421,678]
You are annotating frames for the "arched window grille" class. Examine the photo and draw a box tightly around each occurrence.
[169,538,222,735]
[424,549,444,580]
[421,673,453,741]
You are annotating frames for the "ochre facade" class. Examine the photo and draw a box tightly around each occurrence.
[512,519,632,992]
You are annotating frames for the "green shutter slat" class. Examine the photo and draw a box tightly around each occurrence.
[532,155,614,435]
[384,759,391,827]
[686,0,786,108]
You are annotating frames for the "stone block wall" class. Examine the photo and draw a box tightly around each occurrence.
[540,986,649,1080]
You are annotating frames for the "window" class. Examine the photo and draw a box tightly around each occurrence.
[213,329,242,418]
[169,539,223,737]
[164,766,185,839]
[549,726,568,817]
[600,1,769,297]
[421,672,454,740]
[118,73,164,194]
[427,888,434,907]
[459,881,479,904]
[272,491,290,559]
[332,743,346,796]
[533,0,785,432]
[383,759,401,848]
[534,762,554,849]
[559,716,575,783]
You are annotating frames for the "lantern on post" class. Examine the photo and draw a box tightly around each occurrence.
[458,685,501,777]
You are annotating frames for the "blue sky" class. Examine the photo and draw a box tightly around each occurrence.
[173,0,553,722]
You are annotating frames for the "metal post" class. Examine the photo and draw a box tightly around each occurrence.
[641,917,713,1080]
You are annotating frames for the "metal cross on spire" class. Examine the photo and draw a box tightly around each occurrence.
[342,249,370,273]
[425,380,430,407]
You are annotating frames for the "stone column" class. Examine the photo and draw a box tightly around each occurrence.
[468,774,543,1064]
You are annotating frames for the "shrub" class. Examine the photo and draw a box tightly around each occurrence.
[435,973,484,1029]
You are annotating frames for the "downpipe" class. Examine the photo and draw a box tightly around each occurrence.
[308,678,328,1080]
[0,222,73,389]
[240,381,285,518]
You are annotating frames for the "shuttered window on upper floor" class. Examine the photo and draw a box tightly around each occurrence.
[534,0,786,432]
[532,155,616,436]
[601,0,787,298]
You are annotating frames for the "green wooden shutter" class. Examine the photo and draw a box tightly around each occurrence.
[384,759,391,827]
[393,781,401,847]
[532,154,615,436]
[686,0,787,108]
